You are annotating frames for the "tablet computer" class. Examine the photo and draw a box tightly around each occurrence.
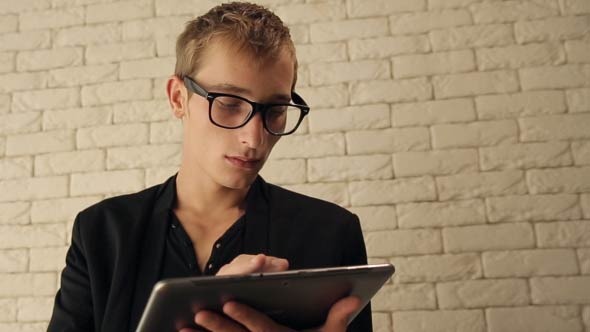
[136,263,394,332]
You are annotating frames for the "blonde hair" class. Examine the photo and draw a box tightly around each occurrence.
[175,2,298,89]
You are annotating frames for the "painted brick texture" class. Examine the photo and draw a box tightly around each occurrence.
[0,0,589,331]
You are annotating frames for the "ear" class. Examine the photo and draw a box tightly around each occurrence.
[166,75,187,119]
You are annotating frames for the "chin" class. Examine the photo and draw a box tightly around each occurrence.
[217,173,258,190]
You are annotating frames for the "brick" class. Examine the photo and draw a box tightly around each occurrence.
[437,279,529,309]
[145,167,176,187]
[30,247,68,271]
[394,253,482,283]
[567,88,590,112]
[0,298,16,321]
[0,31,50,51]
[433,70,519,98]
[17,47,83,71]
[71,170,144,196]
[372,313,390,332]
[82,79,152,106]
[17,297,54,322]
[560,0,590,14]
[438,171,527,201]
[531,276,590,304]
[477,43,565,70]
[284,182,349,207]
[0,224,64,248]
[352,78,432,105]
[366,229,441,257]
[432,120,517,149]
[309,60,390,85]
[348,206,396,231]
[274,3,345,24]
[77,123,148,149]
[0,202,30,225]
[393,310,485,332]
[86,41,154,64]
[295,43,347,65]
[0,157,32,180]
[573,141,590,165]
[480,142,572,170]
[537,220,590,248]
[120,57,175,80]
[0,72,47,93]
[0,94,9,114]
[392,98,475,127]
[430,24,514,51]
[19,7,84,30]
[308,155,392,182]
[297,84,348,109]
[0,323,47,331]
[0,52,14,73]
[107,144,180,170]
[520,65,588,91]
[580,248,590,274]
[348,35,430,60]
[515,16,590,43]
[565,40,590,63]
[43,106,112,130]
[0,273,55,296]
[397,199,485,229]
[528,167,590,194]
[471,1,558,23]
[0,112,41,135]
[122,16,187,41]
[390,10,472,35]
[0,0,49,13]
[428,0,481,9]
[394,149,477,177]
[583,195,590,219]
[86,0,151,24]
[487,194,580,223]
[394,50,474,78]
[309,104,389,133]
[346,127,430,155]
[113,99,170,123]
[272,133,344,158]
[0,137,4,157]
[0,249,27,272]
[310,18,389,43]
[487,306,582,332]
[35,149,104,176]
[12,88,79,112]
[55,23,120,46]
[0,176,68,202]
[149,120,181,144]
[476,90,566,120]
[257,159,305,186]
[444,222,534,253]
[6,130,74,156]
[348,0,424,17]
[52,0,119,6]
[31,196,100,224]
[584,306,590,330]
[483,249,578,278]
[373,284,435,311]
[0,14,17,32]
[50,64,118,88]
[349,177,436,205]
[521,114,590,142]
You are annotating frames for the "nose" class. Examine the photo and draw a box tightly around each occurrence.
[239,111,266,149]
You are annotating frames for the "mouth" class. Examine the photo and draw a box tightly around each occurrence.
[224,155,262,170]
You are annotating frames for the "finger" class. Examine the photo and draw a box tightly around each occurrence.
[195,310,247,332]
[261,256,289,272]
[320,296,362,332]
[217,254,266,276]
[223,301,294,332]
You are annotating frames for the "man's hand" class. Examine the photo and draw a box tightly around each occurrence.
[178,254,361,332]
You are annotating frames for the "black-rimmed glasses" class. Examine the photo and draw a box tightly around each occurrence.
[183,76,310,136]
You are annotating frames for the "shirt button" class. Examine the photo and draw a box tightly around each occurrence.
[208,263,213,269]
[171,223,176,229]
[215,243,221,249]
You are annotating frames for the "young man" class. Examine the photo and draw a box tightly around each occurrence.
[48,2,371,331]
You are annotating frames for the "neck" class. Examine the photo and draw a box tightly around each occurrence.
[174,165,250,223]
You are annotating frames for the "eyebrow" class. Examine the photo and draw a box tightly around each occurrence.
[208,83,292,103]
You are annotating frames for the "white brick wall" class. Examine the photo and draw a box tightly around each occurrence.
[0,0,589,330]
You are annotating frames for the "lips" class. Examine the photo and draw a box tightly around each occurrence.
[225,156,261,170]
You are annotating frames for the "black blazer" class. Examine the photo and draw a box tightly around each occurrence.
[48,175,372,332]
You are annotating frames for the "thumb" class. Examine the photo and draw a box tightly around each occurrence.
[320,296,362,332]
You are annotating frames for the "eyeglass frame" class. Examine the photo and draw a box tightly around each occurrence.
[182,76,310,136]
